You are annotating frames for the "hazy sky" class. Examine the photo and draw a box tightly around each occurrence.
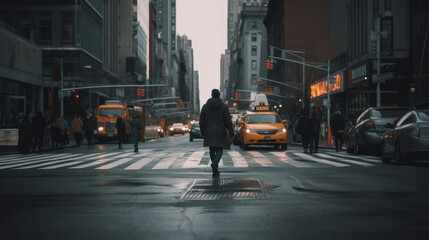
[176,0,228,107]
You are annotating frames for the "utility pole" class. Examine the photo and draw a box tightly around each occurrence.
[376,15,381,107]
[55,58,64,118]
[327,59,331,127]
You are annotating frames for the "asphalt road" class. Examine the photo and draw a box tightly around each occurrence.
[1,134,429,240]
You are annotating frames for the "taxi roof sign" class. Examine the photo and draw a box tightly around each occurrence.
[255,105,272,111]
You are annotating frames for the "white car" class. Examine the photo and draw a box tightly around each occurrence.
[170,123,186,136]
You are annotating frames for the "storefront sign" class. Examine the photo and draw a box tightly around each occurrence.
[351,65,367,83]
[0,129,19,146]
[310,73,343,99]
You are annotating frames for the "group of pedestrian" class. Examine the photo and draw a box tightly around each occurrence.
[296,109,346,153]
[296,110,321,153]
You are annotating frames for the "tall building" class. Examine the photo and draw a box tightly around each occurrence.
[220,50,230,100]
[155,0,176,94]
[0,0,110,117]
[264,0,348,121]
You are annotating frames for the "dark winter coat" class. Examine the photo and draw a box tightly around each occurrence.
[311,116,321,135]
[115,117,126,141]
[199,98,234,148]
[296,115,313,136]
[32,112,46,136]
[130,116,142,144]
[331,113,345,134]
[84,116,97,133]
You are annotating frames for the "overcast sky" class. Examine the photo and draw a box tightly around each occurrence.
[176,0,228,108]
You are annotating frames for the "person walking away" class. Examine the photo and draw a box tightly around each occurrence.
[32,111,46,152]
[296,110,313,153]
[199,89,234,178]
[84,113,97,146]
[71,114,83,146]
[331,111,346,152]
[63,117,70,146]
[116,116,126,149]
[17,113,32,153]
[130,114,142,152]
[310,111,321,153]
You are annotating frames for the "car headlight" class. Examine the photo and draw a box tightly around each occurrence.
[170,127,174,131]
[182,127,186,131]
[157,128,161,132]
[245,129,256,133]
[277,128,287,132]
[98,127,104,131]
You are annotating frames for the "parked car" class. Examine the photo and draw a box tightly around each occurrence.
[346,107,411,155]
[189,121,203,141]
[169,123,186,136]
[381,109,429,164]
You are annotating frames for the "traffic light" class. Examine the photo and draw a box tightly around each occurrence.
[232,102,237,108]
[257,79,263,85]
[265,59,273,70]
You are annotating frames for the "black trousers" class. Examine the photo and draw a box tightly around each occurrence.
[33,133,44,151]
[333,132,343,151]
[301,134,311,150]
[310,133,319,153]
[74,132,82,146]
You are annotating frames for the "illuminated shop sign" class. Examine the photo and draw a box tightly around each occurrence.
[310,73,343,99]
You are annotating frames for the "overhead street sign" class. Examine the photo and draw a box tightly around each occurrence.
[372,72,394,83]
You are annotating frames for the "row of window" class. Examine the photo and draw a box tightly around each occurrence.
[0,11,74,45]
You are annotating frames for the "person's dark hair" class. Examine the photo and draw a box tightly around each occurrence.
[211,89,220,98]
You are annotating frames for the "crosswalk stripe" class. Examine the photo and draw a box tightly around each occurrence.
[16,155,85,169]
[152,157,176,169]
[40,161,84,169]
[227,151,248,168]
[182,151,205,168]
[0,154,82,169]
[0,153,69,165]
[248,151,264,157]
[293,152,349,167]
[253,158,275,167]
[315,153,373,167]
[329,152,381,163]
[125,158,154,170]
[96,158,134,169]
[270,152,312,168]
[70,158,115,169]
[0,154,30,161]
[85,152,123,160]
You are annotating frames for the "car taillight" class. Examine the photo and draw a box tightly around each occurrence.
[365,121,375,129]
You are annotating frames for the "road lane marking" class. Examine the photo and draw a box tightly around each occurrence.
[70,158,115,169]
[96,158,134,169]
[248,151,264,158]
[253,158,275,167]
[182,151,205,168]
[0,153,70,165]
[16,155,85,169]
[85,152,123,160]
[227,151,248,168]
[125,158,154,170]
[329,152,381,163]
[40,161,84,169]
[152,157,177,169]
[293,152,349,167]
[270,152,312,168]
[315,153,373,167]
[0,154,83,169]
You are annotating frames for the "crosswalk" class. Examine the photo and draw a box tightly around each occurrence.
[0,149,382,171]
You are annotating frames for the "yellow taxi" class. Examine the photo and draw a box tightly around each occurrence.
[239,104,288,150]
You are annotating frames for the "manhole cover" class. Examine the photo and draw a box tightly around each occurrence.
[181,178,268,200]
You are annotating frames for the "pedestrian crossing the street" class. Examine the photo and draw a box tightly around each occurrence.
[0,149,381,171]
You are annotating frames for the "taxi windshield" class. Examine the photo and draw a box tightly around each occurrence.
[99,108,122,116]
[246,114,281,124]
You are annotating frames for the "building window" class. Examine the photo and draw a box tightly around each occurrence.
[251,60,257,70]
[39,13,52,44]
[252,21,257,28]
[251,33,257,41]
[61,12,74,44]
[251,46,257,56]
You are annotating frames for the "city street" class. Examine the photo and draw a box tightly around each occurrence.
[1,134,429,240]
